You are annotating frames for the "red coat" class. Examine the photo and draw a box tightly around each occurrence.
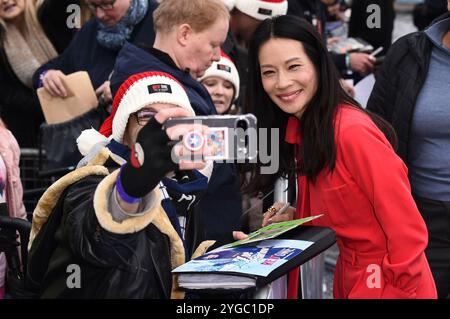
[285,105,437,299]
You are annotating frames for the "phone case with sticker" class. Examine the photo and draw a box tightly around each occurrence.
[164,114,258,161]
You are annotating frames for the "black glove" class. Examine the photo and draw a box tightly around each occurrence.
[120,117,178,198]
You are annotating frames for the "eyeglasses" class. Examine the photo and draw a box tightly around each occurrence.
[132,108,156,126]
[86,0,116,11]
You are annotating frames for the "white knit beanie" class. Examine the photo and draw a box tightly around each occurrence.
[220,0,236,11]
[198,51,240,101]
[235,0,288,21]
[111,72,194,143]
[77,71,194,156]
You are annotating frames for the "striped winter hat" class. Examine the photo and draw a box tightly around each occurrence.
[77,71,194,156]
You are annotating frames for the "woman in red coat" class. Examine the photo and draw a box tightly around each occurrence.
[243,15,437,299]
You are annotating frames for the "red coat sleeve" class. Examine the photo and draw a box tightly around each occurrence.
[338,118,429,298]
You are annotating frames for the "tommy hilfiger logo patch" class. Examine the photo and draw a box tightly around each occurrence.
[217,64,231,73]
[148,83,172,94]
[258,8,272,16]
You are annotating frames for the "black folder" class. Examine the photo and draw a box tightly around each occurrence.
[174,226,336,292]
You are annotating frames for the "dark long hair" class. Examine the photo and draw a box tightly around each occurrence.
[242,15,396,195]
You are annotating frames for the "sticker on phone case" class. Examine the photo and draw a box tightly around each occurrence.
[204,127,229,160]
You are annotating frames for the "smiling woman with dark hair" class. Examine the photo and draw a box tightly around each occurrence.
[243,14,437,299]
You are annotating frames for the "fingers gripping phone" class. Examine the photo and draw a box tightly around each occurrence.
[164,114,258,162]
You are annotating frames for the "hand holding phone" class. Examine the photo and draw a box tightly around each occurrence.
[164,114,258,162]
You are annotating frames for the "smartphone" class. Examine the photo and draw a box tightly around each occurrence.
[164,114,258,162]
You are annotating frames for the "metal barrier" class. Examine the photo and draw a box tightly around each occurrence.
[301,252,325,299]
[19,148,52,218]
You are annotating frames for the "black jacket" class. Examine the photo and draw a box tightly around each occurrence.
[348,0,395,55]
[0,0,79,147]
[26,152,181,298]
[366,12,450,163]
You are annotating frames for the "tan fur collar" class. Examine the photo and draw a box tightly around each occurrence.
[87,147,111,166]
[28,165,109,250]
